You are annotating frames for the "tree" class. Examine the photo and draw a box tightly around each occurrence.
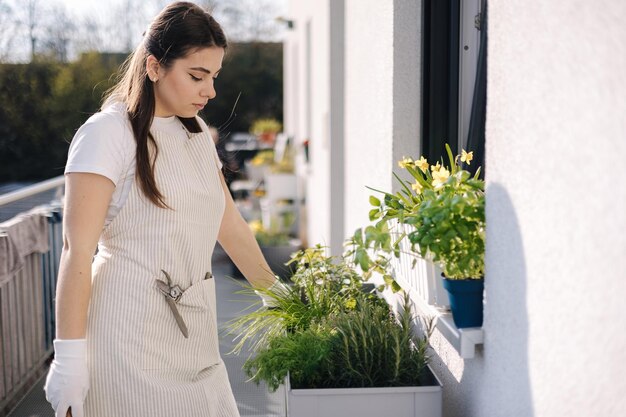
[0,0,17,62]
[40,4,76,62]
[202,0,284,42]
[109,0,150,53]
[202,41,283,135]
[25,0,40,61]
[0,52,124,182]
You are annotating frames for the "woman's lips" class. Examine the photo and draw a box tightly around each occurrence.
[193,103,205,110]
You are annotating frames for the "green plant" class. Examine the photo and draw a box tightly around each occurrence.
[248,218,291,246]
[230,246,434,391]
[240,291,434,391]
[249,118,282,135]
[229,245,368,354]
[346,144,484,280]
[249,149,275,166]
[243,323,336,392]
[330,294,433,388]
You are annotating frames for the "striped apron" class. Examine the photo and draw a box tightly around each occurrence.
[83,125,240,416]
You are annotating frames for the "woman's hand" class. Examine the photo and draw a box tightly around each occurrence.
[44,339,89,417]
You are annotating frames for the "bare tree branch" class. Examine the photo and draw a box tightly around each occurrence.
[0,0,18,61]
[40,3,76,62]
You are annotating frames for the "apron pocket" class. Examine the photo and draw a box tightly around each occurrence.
[141,277,220,374]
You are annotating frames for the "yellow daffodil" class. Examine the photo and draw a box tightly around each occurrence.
[345,298,357,309]
[430,161,441,172]
[398,156,413,169]
[411,181,423,194]
[248,220,264,233]
[460,149,474,165]
[415,156,429,173]
[432,166,450,188]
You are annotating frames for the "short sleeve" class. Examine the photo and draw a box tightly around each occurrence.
[65,111,132,186]
[196,116,223,170]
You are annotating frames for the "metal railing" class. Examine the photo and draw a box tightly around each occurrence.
[0,179,64,415]
[0,177,64,207]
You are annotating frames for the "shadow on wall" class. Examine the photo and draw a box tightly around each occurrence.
[427,183,535,417]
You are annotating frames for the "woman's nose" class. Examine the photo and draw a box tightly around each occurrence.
[201,81,216,100]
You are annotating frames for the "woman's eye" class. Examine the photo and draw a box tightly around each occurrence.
[190,74,202,82]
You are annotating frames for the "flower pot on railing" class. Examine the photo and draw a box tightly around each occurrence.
[442,276,484,328]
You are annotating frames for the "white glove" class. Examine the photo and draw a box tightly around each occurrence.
[44,339,89,417]
[255,279,290,308]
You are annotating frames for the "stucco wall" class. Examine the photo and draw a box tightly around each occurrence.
[343,0,423,240]
[484,1,626,415]
[343,0,394,237]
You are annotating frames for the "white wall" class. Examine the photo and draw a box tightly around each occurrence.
[343,0,394,237]
[343,0,421,238]
[484,1,626,415]
[285,1,333,250]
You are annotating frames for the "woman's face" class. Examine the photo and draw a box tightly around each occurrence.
[151,46,225,118]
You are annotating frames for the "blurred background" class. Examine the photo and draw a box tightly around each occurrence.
[0,0,286,185]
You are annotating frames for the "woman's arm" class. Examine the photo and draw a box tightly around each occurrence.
[56,173,114,338]
[216,170,277,289]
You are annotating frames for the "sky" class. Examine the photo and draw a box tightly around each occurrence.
[0,0,288,62]
[57,0,288,29]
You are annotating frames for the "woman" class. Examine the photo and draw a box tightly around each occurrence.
[43,3,282,416]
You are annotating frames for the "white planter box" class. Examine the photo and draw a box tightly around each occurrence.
[264,172,298,200]
[244,160,270,184]
[286,368,442,417]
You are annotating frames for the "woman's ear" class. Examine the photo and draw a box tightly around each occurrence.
[146,55,160,82]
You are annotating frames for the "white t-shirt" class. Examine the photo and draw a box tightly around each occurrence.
[64,102,223,226]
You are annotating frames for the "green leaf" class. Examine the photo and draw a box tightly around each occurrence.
[445,143,456,174]
[369,195,381,207]
[352,228,363,246]
[355,248,370,271]
[393,172,414,197]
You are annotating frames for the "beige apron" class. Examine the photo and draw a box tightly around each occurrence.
[83,124,240,416]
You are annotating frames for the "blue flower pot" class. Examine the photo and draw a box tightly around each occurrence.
[442,277,484,328]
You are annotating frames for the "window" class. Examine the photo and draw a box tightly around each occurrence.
[421,0,486,176]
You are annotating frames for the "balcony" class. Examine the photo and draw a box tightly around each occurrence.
[1,180,286,417]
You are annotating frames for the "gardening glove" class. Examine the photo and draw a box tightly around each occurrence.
[255,278,290,308]
[44,339,89,417]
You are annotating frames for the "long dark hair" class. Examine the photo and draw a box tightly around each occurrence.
[103,2,227,208]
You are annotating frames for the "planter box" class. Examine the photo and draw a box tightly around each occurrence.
[286,367,442,417]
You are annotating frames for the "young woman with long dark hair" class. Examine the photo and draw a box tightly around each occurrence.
[43,3,283,416]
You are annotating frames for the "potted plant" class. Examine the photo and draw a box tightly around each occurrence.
[348,144,485,328]
[229,246,442,417]
[250,118,282,145]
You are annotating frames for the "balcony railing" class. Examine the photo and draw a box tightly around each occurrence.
[0,178,64,415]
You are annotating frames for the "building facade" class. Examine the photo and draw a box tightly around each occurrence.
[283,1,626,416]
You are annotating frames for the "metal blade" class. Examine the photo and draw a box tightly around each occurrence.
[155,279,171,295]
[164,297,189,338]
